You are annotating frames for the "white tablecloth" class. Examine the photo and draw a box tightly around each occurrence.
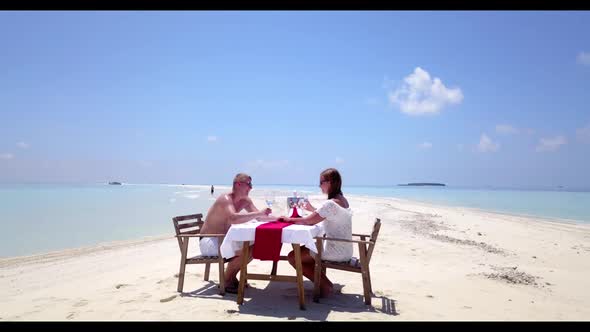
[220,220,325,259]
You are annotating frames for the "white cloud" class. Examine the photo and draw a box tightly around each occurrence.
[388,67,463,115]
[16,141,30,149]
[536,136,567,152]
[0,153,14,160]
[477,134,500,153]
[576,124,590,144]
[577,52,590,66]
[335,157,344,164]
[207,136,217,142]
[495,124,519,135]
[524,128,536,136]
[418,142,433,149]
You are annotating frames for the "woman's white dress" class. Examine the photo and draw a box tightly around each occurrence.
[316,200,353,262]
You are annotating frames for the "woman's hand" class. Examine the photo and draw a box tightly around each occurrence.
[301,200,315,212]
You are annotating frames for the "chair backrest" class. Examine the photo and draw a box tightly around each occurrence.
[172,213,204,252]
[366,218,381,264]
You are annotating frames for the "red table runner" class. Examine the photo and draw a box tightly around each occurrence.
[252,221,292,261]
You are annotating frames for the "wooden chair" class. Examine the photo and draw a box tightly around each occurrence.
[172,213,227,294]
[313,218,381,305]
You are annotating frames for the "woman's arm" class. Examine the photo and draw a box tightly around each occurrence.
[279,212,324,225]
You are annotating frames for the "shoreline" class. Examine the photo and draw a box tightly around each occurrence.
[1,191,589,320]
[169,183,590,225]
[2,192,588,263]
[348,193,590,227]
[0,235,173,268]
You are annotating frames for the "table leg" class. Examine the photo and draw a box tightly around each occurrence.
[237,241,250,305]
[292,244,306,310]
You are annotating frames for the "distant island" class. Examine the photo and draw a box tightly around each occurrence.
[108,182,122,185]
[398,183,446,187]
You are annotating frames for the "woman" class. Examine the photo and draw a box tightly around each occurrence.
[278,168,352,297]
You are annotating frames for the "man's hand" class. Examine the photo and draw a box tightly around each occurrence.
[261,208,272,216]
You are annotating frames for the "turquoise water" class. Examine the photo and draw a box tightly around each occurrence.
[257,184,590,223]
[0,184,215,258]
[1,183,589,258]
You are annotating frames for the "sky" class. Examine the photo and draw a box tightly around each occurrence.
[1,11,589,188]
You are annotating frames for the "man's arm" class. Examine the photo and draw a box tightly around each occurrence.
[243,197,259,213]
[226,198,269,224]
[243,197,277,221]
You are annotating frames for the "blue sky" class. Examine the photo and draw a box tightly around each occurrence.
[1,11,589,188]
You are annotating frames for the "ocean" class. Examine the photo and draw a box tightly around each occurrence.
[1,183,589,258]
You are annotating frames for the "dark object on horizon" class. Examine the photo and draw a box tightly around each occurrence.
[398,183,445,187]
[108,181,122,185]
[211,185,214,195]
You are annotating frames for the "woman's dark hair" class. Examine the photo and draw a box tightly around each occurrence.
[320,168,343,199]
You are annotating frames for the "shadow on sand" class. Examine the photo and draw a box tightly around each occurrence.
[181,280,398,320]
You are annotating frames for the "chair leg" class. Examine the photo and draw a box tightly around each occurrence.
[313,237,323,303]
[204,263,211,281]
[218,238,225,295]
[271,260,278,276]
[366,267,373,295]
[177,239,189,293]
[313,258,322,302]
[218,261,225,295]
[358,243,371,305]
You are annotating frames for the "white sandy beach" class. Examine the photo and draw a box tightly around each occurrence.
[1,190,589,321]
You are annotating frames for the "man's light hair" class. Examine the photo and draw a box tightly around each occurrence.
[232,173,252,189]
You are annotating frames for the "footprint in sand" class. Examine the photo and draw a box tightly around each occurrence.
[225,309,238,314]
[157,278,174,284]
[115,284,131,289]
[66,312,76,320]
[159,295,177,303]
[73,300,88,307]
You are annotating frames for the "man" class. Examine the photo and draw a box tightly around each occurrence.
[199,173,272,293]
